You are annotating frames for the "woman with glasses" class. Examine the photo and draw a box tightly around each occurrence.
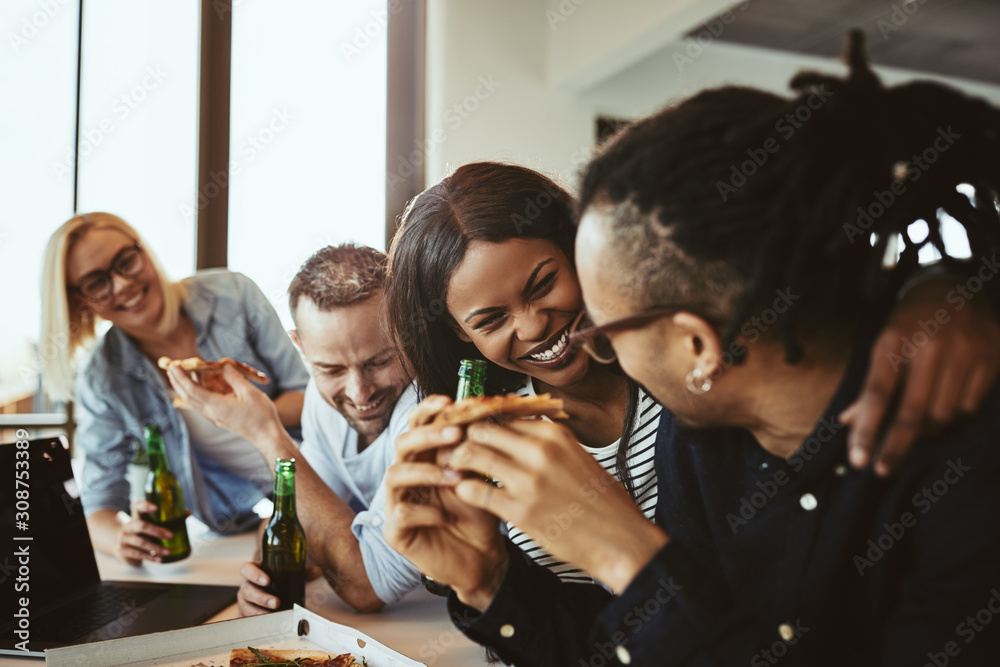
[383,35,1000,666]
[382,160,998,587]
[40,212,309,566]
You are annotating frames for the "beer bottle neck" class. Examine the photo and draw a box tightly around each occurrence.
[146,438,169,472]
[273,470,297,517]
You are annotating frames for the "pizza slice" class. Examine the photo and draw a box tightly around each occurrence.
[158,356,270,409]
[431,393,569,427]
[229,648,360,666]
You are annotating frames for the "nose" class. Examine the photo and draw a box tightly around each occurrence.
[109,271,136,296]
[514,306,550,343]
[345,370,376,406]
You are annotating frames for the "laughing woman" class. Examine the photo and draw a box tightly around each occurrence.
[41,213,309,566]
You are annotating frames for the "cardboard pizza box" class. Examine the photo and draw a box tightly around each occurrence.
[45,606,425,667]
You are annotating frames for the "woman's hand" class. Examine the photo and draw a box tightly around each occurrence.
[383,396,508,611]
[842,276,1000,475]
[116,501,174,566]
[447,418,668,594]
[167,365,283,442]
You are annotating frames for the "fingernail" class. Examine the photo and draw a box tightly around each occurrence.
[258,577,267,585]
[849,447,866,467]
[268,599,277,609]
[442,426,461,441]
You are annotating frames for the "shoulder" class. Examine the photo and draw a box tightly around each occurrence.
[183,269,254,298]
[76,327,130,393]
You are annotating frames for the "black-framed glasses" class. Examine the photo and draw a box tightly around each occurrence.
[71,244,146,303]
[569,305,720,364]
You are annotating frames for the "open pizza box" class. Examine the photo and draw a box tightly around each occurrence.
[45,605,425,667]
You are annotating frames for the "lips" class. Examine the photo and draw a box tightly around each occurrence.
[349,392,387,419]
[116,286,148,311]
[519,323,574,367]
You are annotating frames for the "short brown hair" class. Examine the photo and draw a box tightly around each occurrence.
[288,244,387,323]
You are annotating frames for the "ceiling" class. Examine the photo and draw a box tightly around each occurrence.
[687,0,1000,85]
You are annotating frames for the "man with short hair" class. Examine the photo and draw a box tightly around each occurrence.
[168,244,421,613]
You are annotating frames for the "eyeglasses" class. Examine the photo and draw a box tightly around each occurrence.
[71,244,146,303]
[569,305,719,364]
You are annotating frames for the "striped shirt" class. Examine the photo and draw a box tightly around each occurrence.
[507,378,662,583]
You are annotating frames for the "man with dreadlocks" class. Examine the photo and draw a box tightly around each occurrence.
[383,32,1000,666]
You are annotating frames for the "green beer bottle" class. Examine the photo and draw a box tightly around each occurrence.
[261,458,306,610]
[422,359,488,597]
[140,424,191,562]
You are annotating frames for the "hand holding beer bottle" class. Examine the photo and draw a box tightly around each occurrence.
[261,458,306,610]
[140,424,192,562]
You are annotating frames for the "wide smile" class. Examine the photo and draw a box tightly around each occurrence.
[349,392,388,418]
[115,286,148,312]
[518,323,576,368]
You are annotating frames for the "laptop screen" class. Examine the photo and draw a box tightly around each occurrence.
[0,437,101,619]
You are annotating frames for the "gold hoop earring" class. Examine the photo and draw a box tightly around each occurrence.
[685,368,712,394]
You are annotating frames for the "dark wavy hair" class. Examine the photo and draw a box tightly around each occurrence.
[385,162,579,397]
[579,30,1000,363]
[386,161,642,498]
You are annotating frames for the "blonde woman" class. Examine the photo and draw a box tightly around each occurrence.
[41,213,309,566]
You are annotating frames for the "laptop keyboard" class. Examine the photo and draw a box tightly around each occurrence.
[33,585,164,642]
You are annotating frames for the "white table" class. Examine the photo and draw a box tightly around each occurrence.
[1,528,486,666]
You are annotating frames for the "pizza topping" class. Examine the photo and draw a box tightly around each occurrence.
[229,647,359,667]
[431,393,569,427]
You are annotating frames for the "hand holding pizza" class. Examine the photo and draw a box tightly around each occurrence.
[166,362,282,444]
[383,395,509,611]
[448,418,669,594]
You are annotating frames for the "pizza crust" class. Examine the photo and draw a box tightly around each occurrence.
[431,393,569,427]
[158,356,270,410]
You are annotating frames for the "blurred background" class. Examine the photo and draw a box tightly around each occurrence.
[2,0,998,441]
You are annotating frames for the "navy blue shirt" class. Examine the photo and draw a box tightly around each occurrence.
[450,317,1000,666]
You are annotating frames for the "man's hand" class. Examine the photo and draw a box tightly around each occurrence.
[841,276,1000,475]
[383,396,508,611]
[167,364,282,443]
[448,419,668,594]
[237,561,323,616]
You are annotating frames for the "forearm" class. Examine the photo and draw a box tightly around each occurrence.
[273,390,305,428]
[87,509,128,557]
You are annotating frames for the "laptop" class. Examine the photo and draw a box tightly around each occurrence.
[0,436,237,658]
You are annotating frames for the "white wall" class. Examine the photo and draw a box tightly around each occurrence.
[425,0,1000,193]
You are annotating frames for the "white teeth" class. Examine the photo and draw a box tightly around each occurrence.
[530,330,569,361]
[120,292,142,309]
[356,396,383,412]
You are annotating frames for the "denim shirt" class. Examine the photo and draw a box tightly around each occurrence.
[74,269,309,534]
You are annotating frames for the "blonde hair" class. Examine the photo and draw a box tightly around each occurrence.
[40,212,187,400]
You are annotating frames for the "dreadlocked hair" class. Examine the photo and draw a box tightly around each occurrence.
[578,29,1000,364]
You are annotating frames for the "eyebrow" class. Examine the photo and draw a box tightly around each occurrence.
[463,258,555,324]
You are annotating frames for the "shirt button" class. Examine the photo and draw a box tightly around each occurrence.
[371,515,384,527]
[759,462,769,471]
[499,624,515,638]
[799,493,818,511]
[615,645,632,664]
[834,464,848,476]
[778,623,795,641]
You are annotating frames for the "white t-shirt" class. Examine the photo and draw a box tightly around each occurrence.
[507,377,662,583]
[178,401,273,493]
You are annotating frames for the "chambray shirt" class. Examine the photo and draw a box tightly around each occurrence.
[450,314,1000,666]
[74,270,309,534]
